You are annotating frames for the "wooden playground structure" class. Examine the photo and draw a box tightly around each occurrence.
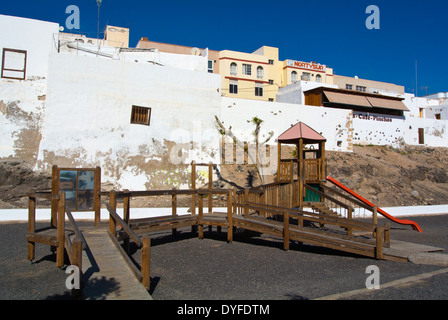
[26,122,428,298]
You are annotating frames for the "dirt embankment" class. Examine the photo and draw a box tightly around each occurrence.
[326,145,448,207]
[1,145,448,209]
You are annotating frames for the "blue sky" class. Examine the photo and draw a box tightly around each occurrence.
[1,0,447,95]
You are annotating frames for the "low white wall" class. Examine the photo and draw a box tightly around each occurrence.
[220,97,353,152]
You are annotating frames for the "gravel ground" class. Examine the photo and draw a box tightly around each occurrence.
[1,214,447,300]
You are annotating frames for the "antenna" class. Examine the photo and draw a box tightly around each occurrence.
[96,0,103,43]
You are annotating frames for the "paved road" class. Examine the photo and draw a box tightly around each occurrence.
[1,214,447,301]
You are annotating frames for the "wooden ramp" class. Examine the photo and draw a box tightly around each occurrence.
[80,226,152,300]
[232,214,382,259]
[383,240,445,263]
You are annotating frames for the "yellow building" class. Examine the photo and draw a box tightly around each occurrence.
[219,46,281,102]
[219,46,334,102]
[282,60,334,87]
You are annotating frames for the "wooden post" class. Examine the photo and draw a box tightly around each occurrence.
[347,207,353,237]
[94,167,101,227]
[277,142,281,182]
[109,191,117,237]
[283,210,290,251]
[27,196,36,261]
[122,189,130,253]
[172,188,177,236]
[372,206,378,226]
[227,189,233,243]
[384,223,391,248]
[51,165,59,228]
[56,191,66,268]
[320,141,326,181]
[198,194,204,240]
[141,236,151,291]
[376,226,384,260]
[123,189,130,224]
[208,162,213,213]
[289,160,294,183]
[298,139,304,181]
[72,236,83,276]
[191,161,196,216]
[244,188,249,216]
[289,182,293,209]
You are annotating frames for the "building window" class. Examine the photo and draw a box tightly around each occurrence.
[346,84,353,90]
[269,79,274,85]
[242,64,252,76]
[257,66,264,79]
[255,82,263,97]
[316,74,322,83]
[301,72,311,81]
[268,60,274,65]
[208,60,214,73]
[230,62,237,75]
[291,71,297,83]
[435,113,441,120]
[356,85,367,92]
[229,80,238,94]
[131,105,151,126]
[1,48,27,80]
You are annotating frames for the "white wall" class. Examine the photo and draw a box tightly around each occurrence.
[352,111,448,148]
[403,117,448,147]
[0,15,59,163]
[0,14,59,79]
[220,97,353,152]
[38,53,222,190]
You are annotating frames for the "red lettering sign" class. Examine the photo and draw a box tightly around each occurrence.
[290,60,325,72]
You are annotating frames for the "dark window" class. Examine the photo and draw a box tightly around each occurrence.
[255,83,263,97]
[131,105,151,126]
[229,80,238,94]
[1,48,27,80]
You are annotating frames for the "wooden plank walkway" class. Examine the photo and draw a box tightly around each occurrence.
[80,226,152,300]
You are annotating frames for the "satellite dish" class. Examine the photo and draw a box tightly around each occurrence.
[191,47,201,56]
[59,26,65,32]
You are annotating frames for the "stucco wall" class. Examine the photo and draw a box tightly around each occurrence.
[37,53,222,190]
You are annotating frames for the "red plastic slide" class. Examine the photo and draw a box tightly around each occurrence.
[327,176,422,232]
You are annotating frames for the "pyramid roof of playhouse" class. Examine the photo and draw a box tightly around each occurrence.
[277,122,326,145]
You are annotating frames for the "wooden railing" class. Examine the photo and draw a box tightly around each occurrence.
[234,181,301,217]
[233,201,390,259]
[27,191,86,296]
[106,187,232,291]
[106,202,152,291]
[278,159,325,183]
[320,183,377,221]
